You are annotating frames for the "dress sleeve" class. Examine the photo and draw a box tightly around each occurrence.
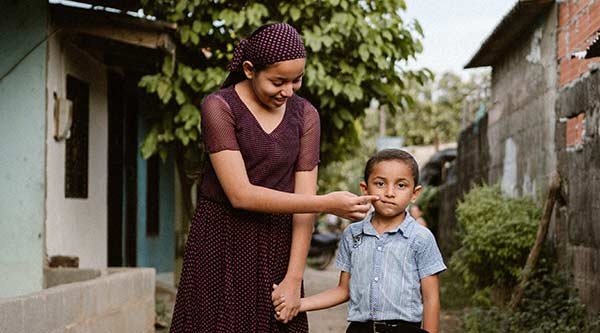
[295,100,321,171]
[200,93,240,153]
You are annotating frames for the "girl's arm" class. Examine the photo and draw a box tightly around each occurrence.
[274,271,350,315]
[271,168,318,323]
[421,274,441,333]
[209,150,377,220]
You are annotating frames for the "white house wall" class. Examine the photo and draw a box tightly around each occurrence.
[45,32,108,268]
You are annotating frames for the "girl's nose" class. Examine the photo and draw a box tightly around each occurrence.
[281,83,293,97]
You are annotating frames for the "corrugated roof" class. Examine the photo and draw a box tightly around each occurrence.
[76,0,141,11]
[464,0,554,69]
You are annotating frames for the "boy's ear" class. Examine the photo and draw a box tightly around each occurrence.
[411,185,423,203]
[359,181,368,195]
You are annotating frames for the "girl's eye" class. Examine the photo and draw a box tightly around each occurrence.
[398,183,406,189]
[272,81,284,86]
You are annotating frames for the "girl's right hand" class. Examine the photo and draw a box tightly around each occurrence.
[323,191,379,221]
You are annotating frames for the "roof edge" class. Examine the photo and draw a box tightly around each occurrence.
[464,0,554,69]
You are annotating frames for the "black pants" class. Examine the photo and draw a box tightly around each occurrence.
[346,320,427,333]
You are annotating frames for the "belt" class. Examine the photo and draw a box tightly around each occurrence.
[349,320,425,333]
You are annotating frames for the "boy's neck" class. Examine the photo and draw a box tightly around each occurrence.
[371,210,407,235]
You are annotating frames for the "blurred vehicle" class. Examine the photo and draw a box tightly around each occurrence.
[307,214,344,270]
[419,148,457,186]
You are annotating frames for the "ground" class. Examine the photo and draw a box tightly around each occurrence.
[155,264,463,332]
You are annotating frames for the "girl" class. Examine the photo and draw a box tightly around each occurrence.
[169,23,378,333]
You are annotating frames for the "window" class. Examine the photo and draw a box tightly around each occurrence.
[65,75,89,198]
[146,155,160,236]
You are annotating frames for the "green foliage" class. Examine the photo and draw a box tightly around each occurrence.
[317,107,377,195]
[139,0,430,165]
[462,268,600,333]
[391,72,490,146]
[450,184,540,291]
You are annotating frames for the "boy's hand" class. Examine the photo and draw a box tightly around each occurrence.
[271,280,301,323]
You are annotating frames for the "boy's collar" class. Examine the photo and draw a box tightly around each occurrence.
[359,210,415,239]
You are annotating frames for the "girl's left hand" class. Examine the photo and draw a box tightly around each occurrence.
[271,277,301,323]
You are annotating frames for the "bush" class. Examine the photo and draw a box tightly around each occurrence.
[450,184,540,291]
[463,267,600,332]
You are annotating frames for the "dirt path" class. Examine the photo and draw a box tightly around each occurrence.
[303,265,348,332]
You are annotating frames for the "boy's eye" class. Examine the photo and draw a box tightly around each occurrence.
[374,181,384,187]
[398,183,406,188]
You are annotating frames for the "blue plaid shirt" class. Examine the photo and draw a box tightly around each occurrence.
[335,212,446,323]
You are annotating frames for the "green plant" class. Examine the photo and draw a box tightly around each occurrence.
[462,267,600,332]
[450,184,540,292]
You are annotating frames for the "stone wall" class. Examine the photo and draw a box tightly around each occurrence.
[556,68,600,312]
[0,268,155,333]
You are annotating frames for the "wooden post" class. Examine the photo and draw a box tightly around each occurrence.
[509,173,561,310]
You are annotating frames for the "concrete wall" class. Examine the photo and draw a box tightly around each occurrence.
[487,5,558,199]
[45,31,109,268]
[555,68,600,312]
[0,268,155,333]
[0,0,47,297]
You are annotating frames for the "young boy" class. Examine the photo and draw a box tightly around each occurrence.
[274,149,446,333]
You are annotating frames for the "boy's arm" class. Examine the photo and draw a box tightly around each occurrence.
[421,274,440,333]
[274,271,350,314]
[301,271,350,311]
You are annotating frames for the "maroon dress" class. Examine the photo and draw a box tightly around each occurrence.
[169,85,320,333]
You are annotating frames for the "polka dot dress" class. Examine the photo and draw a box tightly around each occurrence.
[169,86,320,333]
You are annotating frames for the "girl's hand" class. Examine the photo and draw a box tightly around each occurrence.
[324,191,379,221]
[271,278,301,324]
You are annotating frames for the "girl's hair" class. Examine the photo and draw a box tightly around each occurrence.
[363,149,420,186]
[221,63,267,88]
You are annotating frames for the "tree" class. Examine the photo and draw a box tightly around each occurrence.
[392,71,490,147]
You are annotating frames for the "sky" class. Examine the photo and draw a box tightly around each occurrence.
[403,0,517,76]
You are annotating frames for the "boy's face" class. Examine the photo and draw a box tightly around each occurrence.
[360,160,422,219]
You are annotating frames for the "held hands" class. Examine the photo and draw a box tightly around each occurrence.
[324,191,379,221]
[271,279,301,324]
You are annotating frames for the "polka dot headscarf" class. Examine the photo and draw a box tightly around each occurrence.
[227,23,307,72]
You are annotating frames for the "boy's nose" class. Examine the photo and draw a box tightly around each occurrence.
[384,186,395,197]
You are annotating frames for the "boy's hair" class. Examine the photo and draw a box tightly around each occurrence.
[363,149,419,186]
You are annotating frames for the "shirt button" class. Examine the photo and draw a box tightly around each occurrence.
[374,277,379,282]
[377,246,382,251]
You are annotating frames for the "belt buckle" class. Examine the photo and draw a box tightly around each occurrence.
[372,321,387,333]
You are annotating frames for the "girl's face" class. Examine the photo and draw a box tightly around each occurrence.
[244,58,305,110]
